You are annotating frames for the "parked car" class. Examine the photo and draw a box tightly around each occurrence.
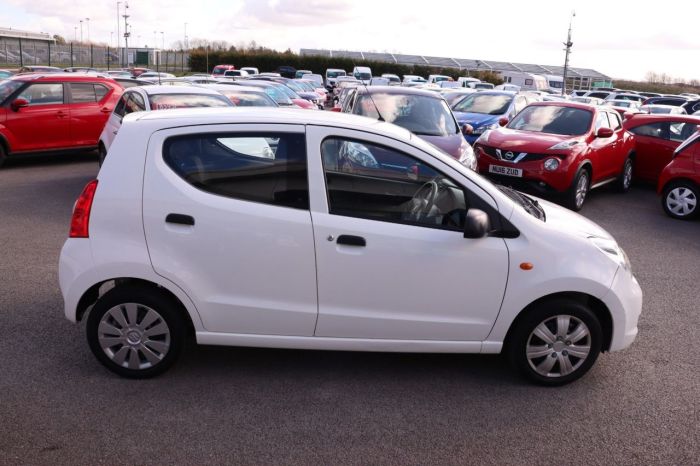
[639,104,687,115]
[472,82,495,90]
[59,107,642,384]
[402,75,427,87]
[17,66,62,74]
[332,78,360,103]
[227,80,309,109]
[223,70,249,78]
[324,68,346,88]
[604,100,641,117]
[341,86,476,169]
[137,72,176,83]
[181,76,219,85]
[302,74,324,88]
[570,90,588,97]
[352,66,372,85]
[381,74,401,85]
[276,66,297,79]
[0,73,123,166]
[681,99,700,115]
[451,91,539,144]
[199,84,278,107]
[642,96,688,107]
[211,64,235,78]
[474,102,636,210]
[438,81,461,89]
[240,67,259,76]
[369,77,390,86]
[97,85,233,162]
[623,114,700,183]
[458,77,481,87]
[295,70,312,79]
[657,128,700,219]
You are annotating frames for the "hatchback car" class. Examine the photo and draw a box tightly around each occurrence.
[341,86,476,169]
[623,114,700,184]
[0,73,123,166]
[474,102,636,210]
[658,128,700,219]
[59,108,641,385]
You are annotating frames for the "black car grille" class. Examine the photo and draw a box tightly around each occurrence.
[478,145,555,163]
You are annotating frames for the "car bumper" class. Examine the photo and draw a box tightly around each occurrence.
[59,238,94,323]
[477,154,572,193]
[602,267,643,352]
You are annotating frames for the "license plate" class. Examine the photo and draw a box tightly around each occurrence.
[489,164,523,177]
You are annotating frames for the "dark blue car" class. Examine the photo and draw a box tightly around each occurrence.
[452,91,538,144]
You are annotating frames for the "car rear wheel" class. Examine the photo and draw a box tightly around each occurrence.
[662,181,699,220]
[615,157,633,193]
[86,285,185,378]
[565,168,590,211]
[507,299,603,386]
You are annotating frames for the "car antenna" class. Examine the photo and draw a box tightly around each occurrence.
[362,82,385,122]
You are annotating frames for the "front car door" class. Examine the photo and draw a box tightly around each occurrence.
[143,124,319,336]
[4,82,70,152]
[306,126,509,341]
[589,111,616,181]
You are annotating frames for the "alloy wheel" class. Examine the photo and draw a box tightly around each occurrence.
[623,160,632,189]
[575,172,589,208]
[526,315,591,378]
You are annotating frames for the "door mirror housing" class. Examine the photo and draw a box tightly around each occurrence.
[462,124,474,135]
[596,127,614,138]
[10,98,29,112]
[498,117,509,127]
[464,209,491,239]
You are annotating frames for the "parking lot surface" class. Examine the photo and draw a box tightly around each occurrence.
[0,155,697,465]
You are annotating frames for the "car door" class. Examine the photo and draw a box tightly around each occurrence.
[605,111,627,178]
[4,82,70,152]
[589,111,617,181]
[142,124,318,336]
[628,122,679,182]
[68,82,115,147]
[306,126,509,341]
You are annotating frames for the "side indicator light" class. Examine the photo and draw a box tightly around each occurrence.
[520,262,534,271]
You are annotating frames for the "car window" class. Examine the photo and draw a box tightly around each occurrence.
[607,112,621,130]
[514,96,527,114]
[123,93,145,115]
[17,83,64,106]
[509,105,593,136]
[164,132,308,209]
[670,122,696,142]
[320,137,468,231]
[595,112,611,131]
[113,95,127,117]
[70,83,109,103]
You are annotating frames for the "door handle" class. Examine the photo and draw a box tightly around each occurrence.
[56,111,67,118]
[165,213,195,226]
[100,107,111,113]
[336,235,366,247]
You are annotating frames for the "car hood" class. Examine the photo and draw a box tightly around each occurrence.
[418,133,467,160]
[535,196,612,240]
[484,128,580,152]
[453,112,500,128]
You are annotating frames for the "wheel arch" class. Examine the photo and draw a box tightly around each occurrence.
[503,291,613,353]
[661,177,699,194]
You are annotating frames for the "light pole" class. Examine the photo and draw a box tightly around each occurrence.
[123,2,130,66]
[160,31,165,51]
[116,1,121,66]
[562,11,575,95]
[74,26,77,42]
[85,17,90,43]
[184,22,188,50]
[110,32,114,48]
[80,20,83,43]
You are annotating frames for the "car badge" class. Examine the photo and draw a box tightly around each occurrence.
[505,151,515,160]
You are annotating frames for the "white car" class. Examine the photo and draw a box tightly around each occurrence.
[136,72,176,82]
[240,67,259,76]
[325,68,347,88]
[97,86,232,164]
[60,108,642,385]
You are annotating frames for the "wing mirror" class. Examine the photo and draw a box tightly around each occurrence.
[462,124,474,135]
[596,127,614,138]
[498,117,509,127]
[464,209,491,239]
[10,98,29,112]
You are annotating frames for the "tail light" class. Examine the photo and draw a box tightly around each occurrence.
[69,180,98,238]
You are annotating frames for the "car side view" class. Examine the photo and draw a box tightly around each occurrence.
[657,127,700,219]
[59,108,642,386]
[474,102,636,210]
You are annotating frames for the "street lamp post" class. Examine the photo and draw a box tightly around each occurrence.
[80,20,83,43]
[184,22,188,50]
[74,26,77,42]
[160,31,165,51]
[85,17,90,43]
[562,11,575,96]
[116,1,121,67]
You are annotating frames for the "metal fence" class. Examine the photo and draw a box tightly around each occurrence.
[0,38,190,73]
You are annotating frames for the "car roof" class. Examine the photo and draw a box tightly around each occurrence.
[199,84,267,93]
[623,113,700,128]
[355,86,445,98]
[529,101,600,112]
[130,85,225,96]
[10,73,116,83]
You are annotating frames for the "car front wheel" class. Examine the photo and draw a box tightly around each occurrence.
[86,285,185,378]
[662,181,698,220]
[508,299,603,386]
[565,168,590,211]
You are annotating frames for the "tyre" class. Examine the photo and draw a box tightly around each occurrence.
[97,143,107,167]
[662,181,699,220]
[0,143,6,168]
[615,157,633,193]
[564,168,590,211]
[86,285,185,378]
[507,299,603,386]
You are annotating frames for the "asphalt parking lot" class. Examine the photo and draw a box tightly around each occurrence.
[0,154,697,465]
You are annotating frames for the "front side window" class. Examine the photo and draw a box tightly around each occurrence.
[113,95,127,117]
[321,137,468,230]
[607,112,621,130]
[595,112,611,131]
[17,83,64,106]
[164,132,308,209]
[0,81,25,104]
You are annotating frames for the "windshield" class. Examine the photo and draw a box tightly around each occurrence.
[148,93,232,110]
[549,81,563,89]
[356,73,371,80]
[222,91,277,107]
[508,105,593,136]
[0,80,23,103]
[251,85,293,105]
[354,93,458,137]
[453,94,513,115]
[327,71,346,78]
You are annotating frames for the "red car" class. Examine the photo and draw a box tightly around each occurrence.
[657,128,700,219]
[474,102,636,210]
[0,73,123,166]
[211,64,236,78]
[623,114,700,183]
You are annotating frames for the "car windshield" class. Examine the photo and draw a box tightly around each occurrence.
[453,94,513,115]
[445,92,473,106]
[148,93,232,110]
[327,71,345,78]
[212,67,229,75]
[354,93,458,137]
[508,105,593,136]
[246,84,293,105]
[0,80,23,103]
[222,91,277,107]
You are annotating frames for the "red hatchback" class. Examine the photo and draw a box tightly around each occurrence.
[474,102,636,210]
[657,128,700,219]
[623,114,700,184]
[0,74,123,166]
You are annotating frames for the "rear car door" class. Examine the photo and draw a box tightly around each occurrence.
[628,122,684,182]
[143,124,318,336]
[4,82,70,152]
[68,82,116,147]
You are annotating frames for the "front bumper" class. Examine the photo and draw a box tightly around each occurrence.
[602,268,643,352]
[476,152,573,193]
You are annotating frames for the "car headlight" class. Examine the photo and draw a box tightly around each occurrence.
[589,236,632,273]
[472,123,499,135]
[459,143,477,171]
[548,140,581,150]
[543,158,560,171]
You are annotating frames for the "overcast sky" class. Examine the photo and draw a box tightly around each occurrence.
[4,0,699,81]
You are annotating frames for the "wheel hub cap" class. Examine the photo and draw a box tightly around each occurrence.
[667,187,697,216]
[526,315,591,378]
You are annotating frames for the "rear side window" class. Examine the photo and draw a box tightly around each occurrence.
[629,123,665,138]
[164,133,308,209]
[70,83,109,103]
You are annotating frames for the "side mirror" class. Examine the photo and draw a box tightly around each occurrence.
[462,124,474,135]
[330,107,342,113]
[498,117,509,127]
[10,98,29,112]
[597,127,614,138]
[464,209,491,239]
